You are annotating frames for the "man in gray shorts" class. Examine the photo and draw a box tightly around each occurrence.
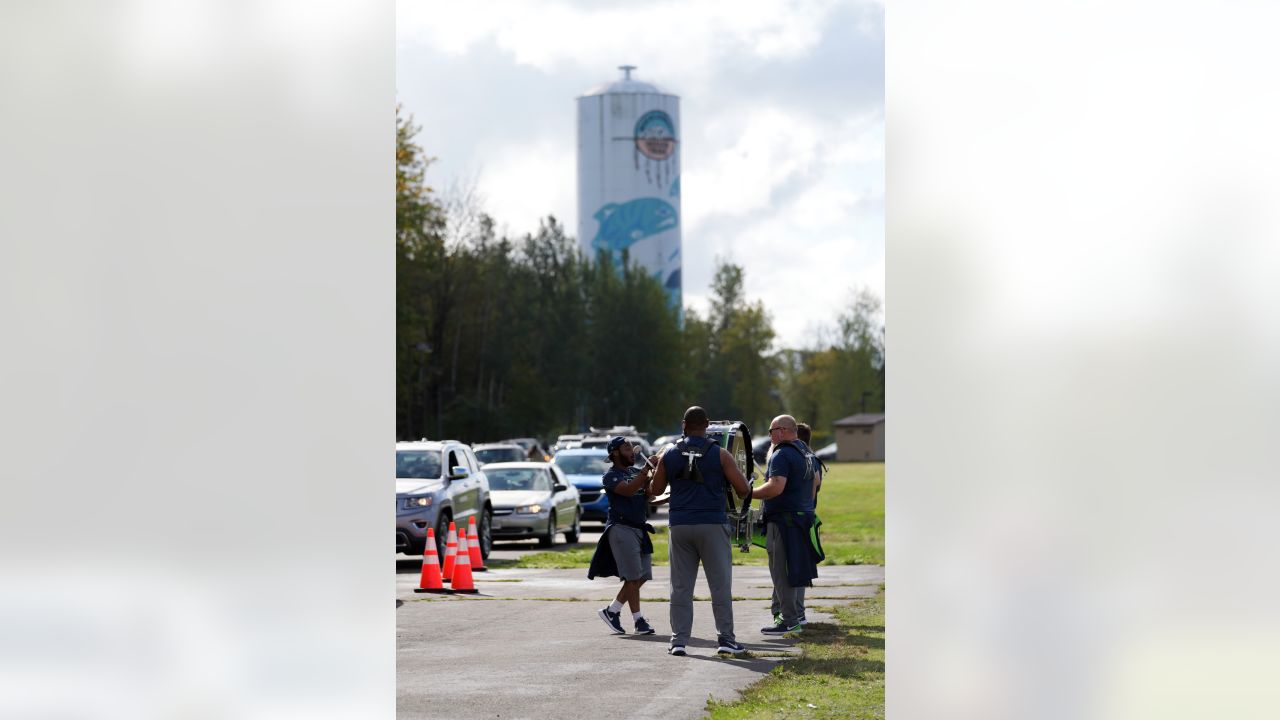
[588,436,656,635]
[648,407,753,656]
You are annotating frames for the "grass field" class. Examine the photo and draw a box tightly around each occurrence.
[503,462,884,569]
[706,592,885,719]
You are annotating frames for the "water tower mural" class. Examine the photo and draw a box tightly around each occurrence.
[577,66,682,310]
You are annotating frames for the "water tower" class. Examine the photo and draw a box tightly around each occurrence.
[577,65,682,311]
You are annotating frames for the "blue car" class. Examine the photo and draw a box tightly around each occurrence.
[552,448,613,523]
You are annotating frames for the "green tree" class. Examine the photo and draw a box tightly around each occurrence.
[396,106,447,440]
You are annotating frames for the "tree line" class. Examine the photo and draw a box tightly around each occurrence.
[397,108,883,447]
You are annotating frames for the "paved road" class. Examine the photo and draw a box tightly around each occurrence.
[396,545,884,720]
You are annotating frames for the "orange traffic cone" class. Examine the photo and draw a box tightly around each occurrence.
[451,525,478,594]
[413,528,451,594]
[467,516,487,572]
[441,521,458,582]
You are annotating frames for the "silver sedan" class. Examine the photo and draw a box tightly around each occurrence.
[484,462,582,547]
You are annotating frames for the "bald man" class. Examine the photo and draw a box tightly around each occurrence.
[750,414,819,634]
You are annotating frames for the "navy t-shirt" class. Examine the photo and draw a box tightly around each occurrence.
[662,436,728,526]
[602,465,648,526]
[763,440,815,516]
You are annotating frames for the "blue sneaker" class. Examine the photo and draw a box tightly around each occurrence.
[717,638,746,656]
[634,617,655,635]
[598,607,625,634]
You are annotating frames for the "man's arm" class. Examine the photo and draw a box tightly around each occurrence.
[812,467,822,502]
[611,465,652,497]
[720,448,751,498]
[648,455,668,497]
[750,449,790,500]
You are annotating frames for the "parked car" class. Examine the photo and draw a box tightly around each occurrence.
[396,440,493,559]
[503,437,551,462]
[552,448,613,523]
[473,443,528,466]
[651,434,680,451]
[580,426,652,456]
[752,436,773,466]
[484,462,581,547]
[813,442,837,462]
[550,434,585,455]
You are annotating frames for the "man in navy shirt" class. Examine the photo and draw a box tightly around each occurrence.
[591,436,656,635]
[751,414,819,635]
[648,406,753,657]
[770,421,824,626]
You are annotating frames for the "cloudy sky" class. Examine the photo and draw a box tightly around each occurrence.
[396,0,883,349]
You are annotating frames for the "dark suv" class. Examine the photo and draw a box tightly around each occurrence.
[396,440,493,559]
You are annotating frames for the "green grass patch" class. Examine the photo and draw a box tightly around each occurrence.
[706,592,885,719]
[507,462,884,569]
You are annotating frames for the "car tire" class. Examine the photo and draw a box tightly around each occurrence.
[565,510,581,543]
[479,505,493,559]
[538,512,557,548]
[434,513,451,559]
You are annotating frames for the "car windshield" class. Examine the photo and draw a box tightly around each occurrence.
[397,450,442,479]
[554,454,610,475]
[476,447,525,464]
[487,468,550,492]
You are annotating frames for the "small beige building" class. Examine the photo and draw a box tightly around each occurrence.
[833,413,885,462]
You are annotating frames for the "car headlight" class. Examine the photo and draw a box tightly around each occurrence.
[514,504,544,514]
[401,496,433,510]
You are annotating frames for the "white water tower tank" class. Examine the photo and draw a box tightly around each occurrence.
[577,65,682,311]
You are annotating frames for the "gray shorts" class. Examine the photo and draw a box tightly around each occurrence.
[608,525,653,581]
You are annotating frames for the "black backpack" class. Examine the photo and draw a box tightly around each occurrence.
[673,437,720,484]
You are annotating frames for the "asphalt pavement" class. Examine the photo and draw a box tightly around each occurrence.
[396,517,884,720]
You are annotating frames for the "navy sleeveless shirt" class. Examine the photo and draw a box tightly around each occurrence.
[661,435,728,526]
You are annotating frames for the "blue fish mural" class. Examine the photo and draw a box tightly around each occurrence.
[591,198,679,263]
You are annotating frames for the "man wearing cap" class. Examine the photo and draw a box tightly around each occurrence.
[751,414,820,635]
[648,406,753,657]
[588,436,657,635]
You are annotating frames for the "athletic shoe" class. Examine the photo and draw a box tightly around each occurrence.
[772,612,783,625]
[798,615,808,626]
[760,621,802,635]
[634,617,655,635]
[668,644,687,656]
[716,638,746,656]
[597,607,625,634]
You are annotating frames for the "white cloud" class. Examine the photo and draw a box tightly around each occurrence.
[397,0,843,81]
[474,138,576,238]
[684,107,821,229]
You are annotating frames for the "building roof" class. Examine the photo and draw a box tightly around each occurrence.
[833,413,885,427]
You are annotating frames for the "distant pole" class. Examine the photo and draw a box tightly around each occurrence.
[618,64,636,80]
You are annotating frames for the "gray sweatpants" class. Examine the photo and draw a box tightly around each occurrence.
[668,523,736,646]
[771,584,806,621]
[767,521,805,627]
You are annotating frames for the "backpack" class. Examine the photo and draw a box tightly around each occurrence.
[770,440,817,485]
[674,437,720,484]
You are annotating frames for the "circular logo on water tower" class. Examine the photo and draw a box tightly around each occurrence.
[634,110,676,161]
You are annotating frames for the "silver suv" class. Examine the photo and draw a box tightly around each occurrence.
[396,440,493,559]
